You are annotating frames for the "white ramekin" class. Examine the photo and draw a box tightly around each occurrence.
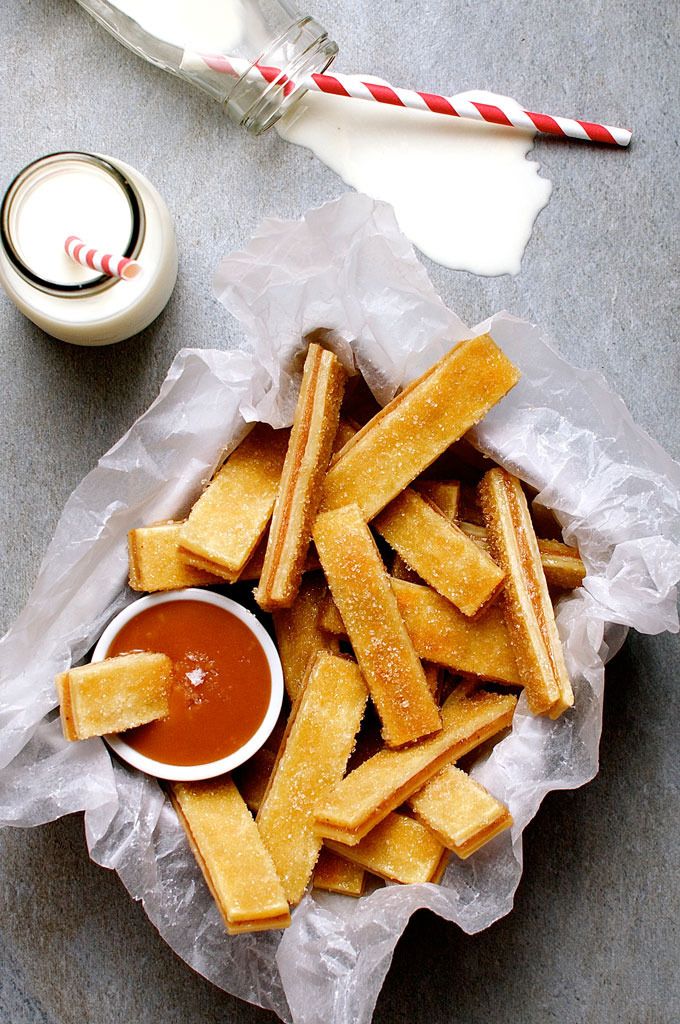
[91,588,284,782]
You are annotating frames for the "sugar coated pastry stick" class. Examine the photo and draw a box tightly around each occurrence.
[128,522,225,591]
[257,652,367,904]
[321,334,520,521]
[415,480,460,521]
[233,747,276,814]
[459,522,586,591]
[478,468,574,718]
[272,573,340,701]
[256,345,347,610]
[314,688,517,844]
[179,424,289,575]
[313,504,441,747]
[170,778,290,934]
[325,812,448,885]
[313,848,366,897]
[391,552,420,584]
[320,579,520,685]
[332,417,359,456]
[374,489,505,617]
[56,653,171,741]
[409,764,512,859]
[534,538,586,591]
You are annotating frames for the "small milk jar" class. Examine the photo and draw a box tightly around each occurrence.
[0,152,178,346]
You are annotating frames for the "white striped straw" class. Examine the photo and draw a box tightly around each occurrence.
[186,52,631,147]
[64,235,142,280]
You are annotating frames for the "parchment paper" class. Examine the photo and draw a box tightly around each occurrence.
[1,194,679,1024]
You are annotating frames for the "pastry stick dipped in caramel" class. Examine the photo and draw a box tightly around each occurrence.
[272,573,340,702]
[409,764,512,859]
[170,778,290,934]
[313,504,441,747]
[321,334,520,521]
[459,522,586,591]
[478,468,574,718]
[319,580,521,685]
[257,652,368,905]
[325,812,449,885]
[255,344,347,610]
[374,489,505,617]
[313,848,366,897]
[56,653,172,741]
[314,687,517,845]
[179,424,289,576]
[128,522,225,591]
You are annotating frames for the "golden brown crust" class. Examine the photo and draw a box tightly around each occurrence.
[58,653,172,741]
[128,522,226,591]
[321,335,520,521]
[478,469,574,718]
[272,573,340,702]
[409,763,512,859]
[256,652,367,904]
[459,522,586,591]
[312,848,366,896]
[313,688,517,844]
[179,424,289,575]
[313,504,441,747]
[325,812,446,885]
[256,345,347,610]
[374,489,505,617]
[320,579,521,685]
[170,778,290,934]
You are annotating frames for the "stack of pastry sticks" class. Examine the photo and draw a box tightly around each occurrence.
[125,336,587,933]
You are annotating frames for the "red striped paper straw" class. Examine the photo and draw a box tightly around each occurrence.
[192,53,631,146]
[64,235,142,280]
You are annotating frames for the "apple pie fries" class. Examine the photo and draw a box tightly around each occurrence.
[478,468,574,717]
[57,653,172,741]
[179,423,289,577]
[255,344,346,610]
[113,335,589,931]
[170,778,290,934]
[313,504,441,747]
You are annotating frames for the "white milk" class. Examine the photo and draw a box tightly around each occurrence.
[10,160,133,287]
[111,0,243,52]
[0,153,178,345]
[278,84,553,276]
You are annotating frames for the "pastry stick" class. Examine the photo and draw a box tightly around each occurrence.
[416,480,460,521]
[314,688,517,845]
[313,504,441,747]
[478,468,574,718]
[459,522,586,591]
[255,344,346,610]
[257,652,367,905]
[313,849,366,897]
[374,489,505,616]
[409,764,512,859]
[56,653,172,741]
[179,424,289,575]
[233,747,276,814]
[128,522,225,591]
[325,812,448,885]
[321,334,520,521]
[319,579,521,685]
[272,573,340,702]
[170,778,290,934]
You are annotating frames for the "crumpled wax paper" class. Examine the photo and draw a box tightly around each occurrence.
[1,193,679,1024]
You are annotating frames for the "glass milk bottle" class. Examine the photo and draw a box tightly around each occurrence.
[74,0,338,134]
[0,152,178,345]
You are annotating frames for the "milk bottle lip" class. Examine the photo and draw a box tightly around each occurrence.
[0,151,145,297]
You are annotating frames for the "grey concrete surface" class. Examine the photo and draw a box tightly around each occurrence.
[0,1,678,1022]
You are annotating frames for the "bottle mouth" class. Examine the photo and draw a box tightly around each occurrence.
[0,152,145,296]
[226,18,338,136]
